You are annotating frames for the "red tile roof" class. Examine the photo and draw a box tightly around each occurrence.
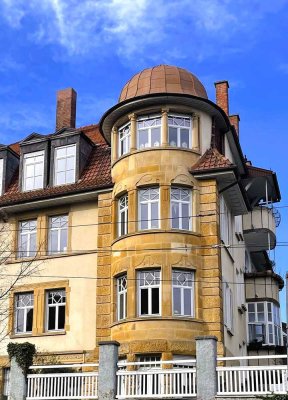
[0,125,112,207]
[191,147,234,172]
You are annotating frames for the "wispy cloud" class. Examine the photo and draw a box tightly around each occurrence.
[0,0,287,62]
[0,56,23,73]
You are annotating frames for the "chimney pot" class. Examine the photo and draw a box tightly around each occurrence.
[214,80,229,115]
[56,88,77,131]
[229,114,240,137]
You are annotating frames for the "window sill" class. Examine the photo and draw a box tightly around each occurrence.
[111,316,202,327]
[10,331,66,339]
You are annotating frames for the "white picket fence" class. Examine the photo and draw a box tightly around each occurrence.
[116,359,197,398]
[217,355,288,396]
[27,364,99,400]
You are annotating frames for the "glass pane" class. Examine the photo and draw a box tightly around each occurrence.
[48,307,56,330]
[248,303,254,312]
[60,229,68,252]
[34,175,43,189]
[58,306,65,329]
[66,169,75,183]
[184,289,192,316]
[171,202,179,229]
[119,294,124,320]
[66,156,75,171]
[169,127,177,146]
[182,203,190,230]
[56,172,66,185]
[151,127,160,147]
[151,202,159,228]
[248,312,255,323]
[140,203,148,230]
[57,158,66,172]
[49,230,58,253]
[16,309,24,333]
[180,128,189,148]
[56,147,67,158]
[138,129,149,149]
[258,313,265,322]
[140,289,149,315]
[151,288,159,314]
[29,233,36,256]
[257,303,264,313]
[26,164,34,178]
[26,309,33,332]
[25,177,34,191]
[173,288,181,315]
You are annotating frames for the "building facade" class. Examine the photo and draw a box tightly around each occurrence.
[0,66,284,387]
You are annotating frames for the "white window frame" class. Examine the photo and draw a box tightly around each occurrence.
[23,150,44,191]
[220,195,233,246]
[236,269,245,307]
[172,270,194,317]
[14,292,34,334]
[138,270,161,316]
[46,289,66,331]
[247,301,282,346]
[118,194,128,237]
[117,275,127,321]
[168,114,192,148]
[0,158,4,195]
[3,368,10,396]
[54,144,76,186]
[48,215,68,254]
[138,187,160,230]
[118,122,131,157]
[137,115,161,149]
[223,281,233,332]
[171,186,192,230]
[18,220,37,258]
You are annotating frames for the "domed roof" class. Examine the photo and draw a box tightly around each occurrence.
[119,65,208,102]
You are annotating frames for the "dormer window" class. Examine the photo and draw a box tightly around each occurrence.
[23,151,44,191]
[137,116,161,149]
[54,144,76,186]
[168,115,191,148]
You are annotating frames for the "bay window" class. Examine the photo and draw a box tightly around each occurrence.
[168,115,191,148]
[117,275,127,320]
[171,187,192,230]
[248,302,282,346]
[54,144,76,186]
[118,122,130,156]
[118,194,128,236]
[172,270,194,316]
[137,116,161,149]
[23,150,44,191]
[138,187,160,230]
[138,270,161,316]
[46,289,66,331]
[18,220,37,258]
[14,292,34,334]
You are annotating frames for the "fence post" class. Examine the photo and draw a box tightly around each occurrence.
[98,341,120,400]
[195,335,218,400]
[9,357,27,400]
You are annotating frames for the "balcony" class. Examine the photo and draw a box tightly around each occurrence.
[243,206,276,252]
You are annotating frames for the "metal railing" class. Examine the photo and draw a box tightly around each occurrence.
[217,355,288,396]
[116,359,197,398]
[27,363,99,400]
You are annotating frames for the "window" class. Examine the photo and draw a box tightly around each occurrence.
[248,302,282,346]
[18,220,37,258]
[236,269,245,307]
[138,270,161,316]
[118,122,130,156]
[2,368,10,397]
[23,151,44,191]
[54,144,76,186]
[137,355,161,396]
[48,215,68,254]
[0,158,3,195]
[14,292,34,334]
[168,115,191,148]
[137,116,161,149]
[118,195,128,236]
[223,281,233,332]
[138,187,160,230]
[46,289,66,331]
[172,270,194,317]
[220,195,233,246]
[171,187,192,230]
[117,275,127,321]
[137,355,161,369]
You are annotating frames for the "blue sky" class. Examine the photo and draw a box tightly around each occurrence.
[0,0,287,317]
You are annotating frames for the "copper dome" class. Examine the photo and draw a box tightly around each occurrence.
[119,65,208,102]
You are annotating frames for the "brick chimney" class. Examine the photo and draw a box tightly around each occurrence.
[214,80,229,115]
[56,88,77,131]
[229,114,240,137]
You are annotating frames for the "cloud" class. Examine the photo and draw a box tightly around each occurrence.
[0,56,23,73]
[0,0,287,62]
